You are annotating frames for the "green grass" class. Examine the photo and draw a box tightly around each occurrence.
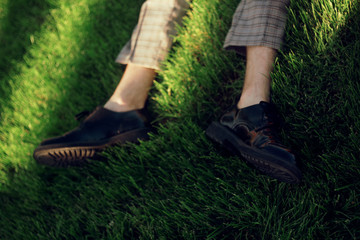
[0,0,359,239]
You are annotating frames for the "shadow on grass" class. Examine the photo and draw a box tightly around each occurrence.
[272,2,360,237]
[0,0,54,115]
[278,0,360,177]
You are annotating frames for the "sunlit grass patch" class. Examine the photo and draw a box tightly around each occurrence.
[0,0,143,180]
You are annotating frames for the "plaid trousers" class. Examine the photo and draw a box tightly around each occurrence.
[116,0,290,70]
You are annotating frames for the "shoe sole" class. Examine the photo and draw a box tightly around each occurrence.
[206,122,302,184]
[33,127,151,167]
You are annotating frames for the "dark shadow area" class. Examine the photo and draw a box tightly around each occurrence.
[279,0,360,175]
[273,2,360,238]
[0,0,54,114]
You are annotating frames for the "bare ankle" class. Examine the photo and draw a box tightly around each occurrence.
[104,100,143,112]
[237,92,270,109]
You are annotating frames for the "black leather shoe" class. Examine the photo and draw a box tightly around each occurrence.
[33,106,151,166]
[206,102,302,183]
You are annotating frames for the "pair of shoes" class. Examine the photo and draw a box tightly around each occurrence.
[34,102,302,184]
[206,101,302,184]
[33,106,151,167]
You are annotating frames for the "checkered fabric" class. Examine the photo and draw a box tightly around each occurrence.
[224,0,290,55]
[116,0,190,70]
[116,0,289,70]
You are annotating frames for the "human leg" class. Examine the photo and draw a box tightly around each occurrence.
[225,0,288,108]
[104,64,156,112]
[237,46,276,109]
[206,0,302,183]
[33,0,190,166]
[106,0,190,112]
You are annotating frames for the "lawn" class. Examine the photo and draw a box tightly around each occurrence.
[0,0,359,239]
